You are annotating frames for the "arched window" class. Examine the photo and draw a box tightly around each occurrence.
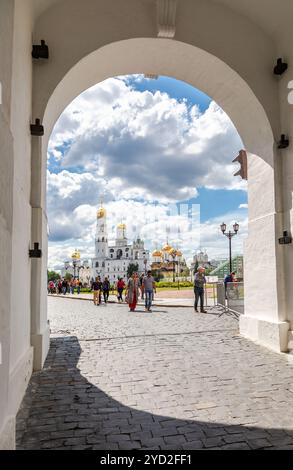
[102,237,105,242]
[117,249,123,259]
[102,262,105,268]
[95,262,99,268]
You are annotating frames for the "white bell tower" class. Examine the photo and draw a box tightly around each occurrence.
[95,206,108,259]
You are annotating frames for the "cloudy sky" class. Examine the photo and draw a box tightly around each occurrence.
[47,75,247,270]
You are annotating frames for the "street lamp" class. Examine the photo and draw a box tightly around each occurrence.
[143,258,148,274]
[143,254,148,274]
[220,222,239,273]
[72,259,77,279]
[170,249,177,283]
[71,249,81,280]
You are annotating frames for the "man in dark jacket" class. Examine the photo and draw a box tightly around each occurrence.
[102,277,110,304]
[224,272,235,298]
[194,266,207,313]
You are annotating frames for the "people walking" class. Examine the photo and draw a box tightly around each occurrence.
[126,272,139,311]
[57,279,62,295]
[62,279,68,295]
[91,276,102,306]
[102,277,110,304]
[48,280,55,294]
[194,266,207,313]
[117,277,125,303]
[77,280,81,295]
[139,273,145,300]
[143,271,156,312]
[224,272,235,299]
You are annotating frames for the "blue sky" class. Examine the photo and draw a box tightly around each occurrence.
[127,75,211,113]
[47,75,247,269]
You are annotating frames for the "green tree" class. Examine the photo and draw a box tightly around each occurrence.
[47,270,61,282]
[64,272,73,281]
[127,263,139,278]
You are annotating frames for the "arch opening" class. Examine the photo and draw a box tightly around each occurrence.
[32,37,288,371]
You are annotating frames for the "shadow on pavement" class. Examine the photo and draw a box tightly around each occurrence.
[16,336,293,450]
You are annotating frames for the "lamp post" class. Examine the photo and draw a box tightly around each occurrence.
[170,249,177,283]
[220,222,239,273]
[72,259,77,279]
[143,256,147,274]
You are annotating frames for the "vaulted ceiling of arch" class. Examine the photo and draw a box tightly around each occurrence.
[33,0,293,41]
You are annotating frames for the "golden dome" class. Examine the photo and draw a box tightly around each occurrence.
[152,250,162,258]
[162,243,173,252]
[176,250,183,257]
[117,223,126,229]
[97,207,106,218]
[71,249,81,260]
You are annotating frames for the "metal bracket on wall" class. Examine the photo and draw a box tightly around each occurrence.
[32,40,49,59]
[29,243,42,258]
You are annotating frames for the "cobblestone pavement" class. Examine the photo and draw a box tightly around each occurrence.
[16,298,293,450]
[49,291,195,307]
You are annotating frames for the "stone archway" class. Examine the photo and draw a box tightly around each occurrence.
[30,38,287,372]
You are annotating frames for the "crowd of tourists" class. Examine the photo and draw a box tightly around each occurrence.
[48,267,223,314]
[47,278,82,295]
[91,271,156,312]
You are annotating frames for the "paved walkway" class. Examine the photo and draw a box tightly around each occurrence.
[16,298,293,450]
[48,292,196,307]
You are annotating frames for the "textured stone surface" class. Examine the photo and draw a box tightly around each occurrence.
[16,298,293,450]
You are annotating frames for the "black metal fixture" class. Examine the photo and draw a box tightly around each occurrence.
[32,40,49,59]
[30,119,44,136]
[220,222,239,274]
[170,249,177,283]
[143,256,148,274]
[278,134,289,149]
[233,150,247,180]
[279,231,292,245]
[72,258,78,279]
[29,242,42,258]
[274,58,288,75]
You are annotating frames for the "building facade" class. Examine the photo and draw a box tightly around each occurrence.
[92,207,150,283]
[61,250,92,286]
[151,244,188,279]
[191,250,210,272]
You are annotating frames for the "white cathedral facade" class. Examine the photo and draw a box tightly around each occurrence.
[92,206,150,283]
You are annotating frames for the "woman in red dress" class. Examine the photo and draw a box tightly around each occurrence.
[126,272,139,311]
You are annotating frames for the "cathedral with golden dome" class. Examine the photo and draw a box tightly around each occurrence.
[92,205,150,282]
[151,243,187,279]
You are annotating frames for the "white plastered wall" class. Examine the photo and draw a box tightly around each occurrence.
[0,0,15,450]
[275,31,293,350]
